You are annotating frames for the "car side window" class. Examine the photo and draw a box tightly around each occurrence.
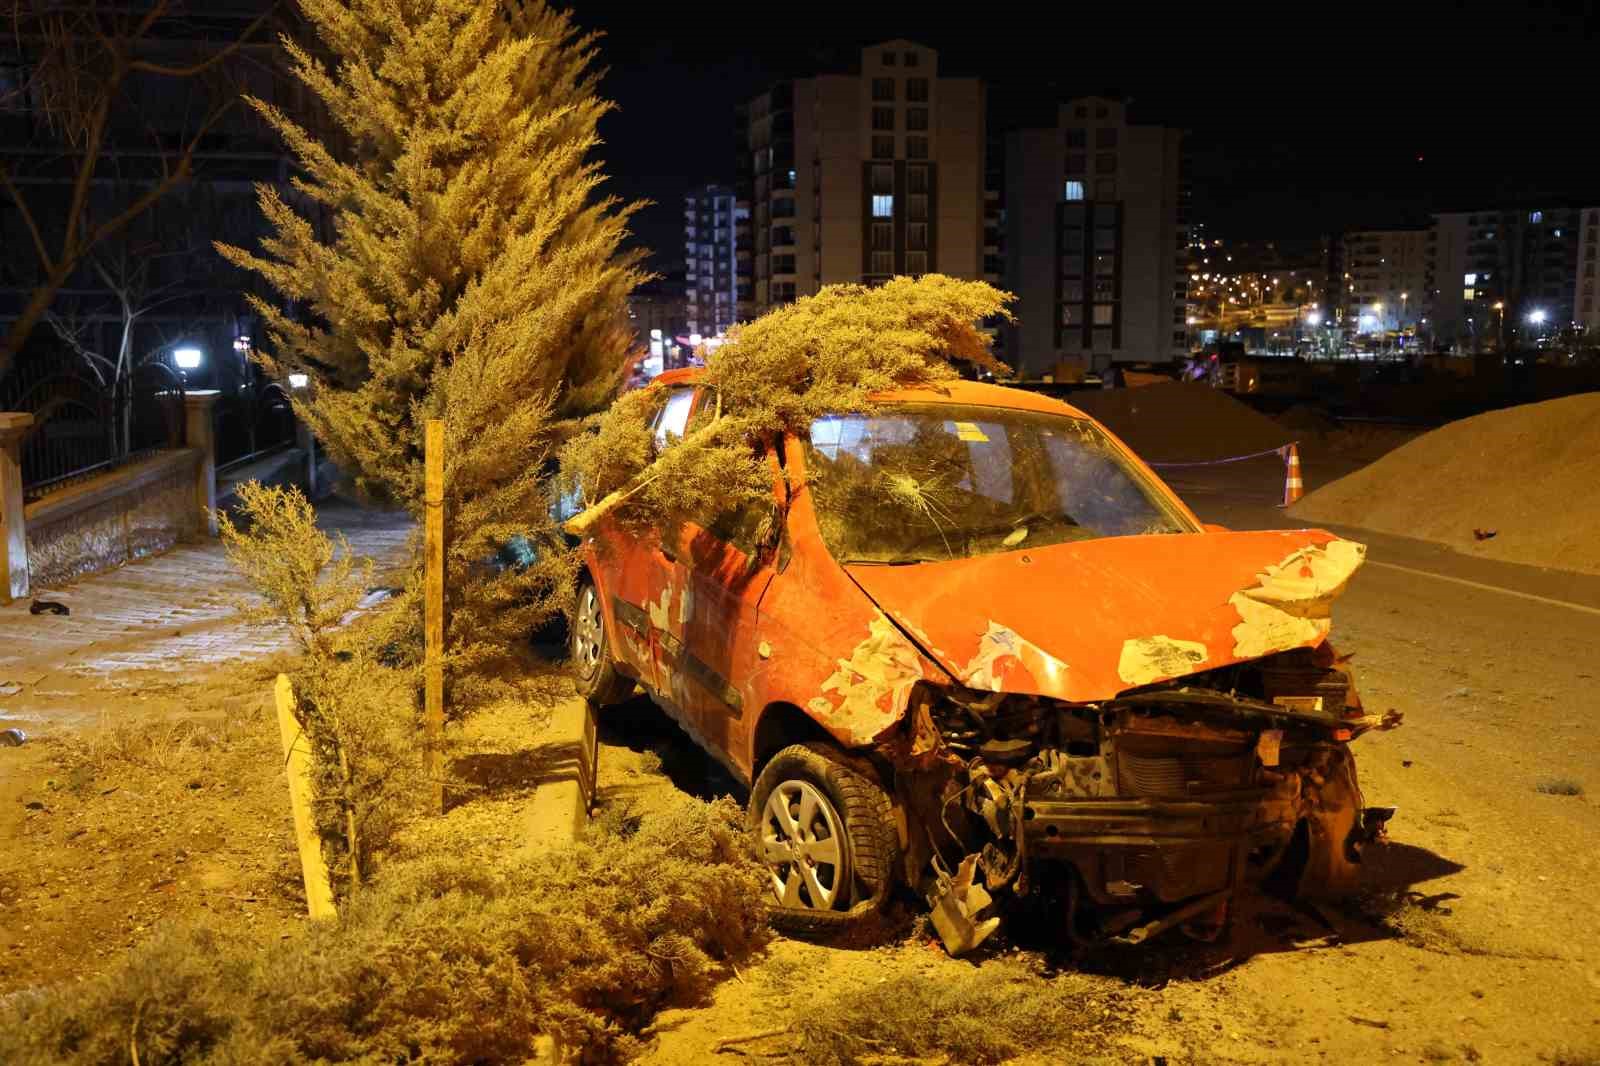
[654,386,695,450]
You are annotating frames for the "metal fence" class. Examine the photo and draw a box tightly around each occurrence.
[214,380,296,473]
[0,359,188,502]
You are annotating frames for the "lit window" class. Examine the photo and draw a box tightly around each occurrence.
[1464,273,1476,285]
[1064,180,1085,201]
[1529,210,1543,223]
[871,194,894,218]
[1463,288,1475,301]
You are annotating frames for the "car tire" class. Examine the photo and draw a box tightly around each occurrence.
[571,575,633,707]
[748,742,900,936]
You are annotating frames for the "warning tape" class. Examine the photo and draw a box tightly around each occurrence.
[1146,443,1298,469]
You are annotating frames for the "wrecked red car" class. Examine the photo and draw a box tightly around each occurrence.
[572,368,1389,951]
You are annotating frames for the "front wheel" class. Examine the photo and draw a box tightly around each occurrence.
[748,742,900,935]
[570,576,633,706]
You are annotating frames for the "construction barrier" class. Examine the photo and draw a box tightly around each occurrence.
[1147,442,1304,509]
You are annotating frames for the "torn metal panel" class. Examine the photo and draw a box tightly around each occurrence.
[842,528,1366,701]
[961,620,1071,693]
[805,614,927,747]
[1117,634,1209,687]
[1229,538,1367,659]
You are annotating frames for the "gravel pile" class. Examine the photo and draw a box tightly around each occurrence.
[1289,392,1600,574]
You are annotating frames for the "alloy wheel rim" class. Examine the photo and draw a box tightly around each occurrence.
[760,779,846,910]
[573,586,602,680]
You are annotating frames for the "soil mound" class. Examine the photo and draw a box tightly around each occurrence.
[1276,403,1341,435]
[1069,382,1294,463]
[1289,392,1600,574]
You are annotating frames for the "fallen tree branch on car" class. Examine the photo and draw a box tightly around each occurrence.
[561,274,1014,537]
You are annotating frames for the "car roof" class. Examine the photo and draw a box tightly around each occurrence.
[647,368,1095,421]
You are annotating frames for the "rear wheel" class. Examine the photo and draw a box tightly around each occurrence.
[571,576,633,706]
[749,742,899,935]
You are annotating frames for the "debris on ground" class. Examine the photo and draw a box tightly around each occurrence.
[1290,393,1600,573]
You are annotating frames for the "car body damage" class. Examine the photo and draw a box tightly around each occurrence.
[579,373,1396,953]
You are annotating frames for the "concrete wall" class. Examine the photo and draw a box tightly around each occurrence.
[23,449,202,590]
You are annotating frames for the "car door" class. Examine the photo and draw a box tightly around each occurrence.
[675,444,784,763]
[602,383,697,692]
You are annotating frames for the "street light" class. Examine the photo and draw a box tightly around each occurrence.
[288,373,310,389]
[1527,309,1547,324]
[173,347,203,370]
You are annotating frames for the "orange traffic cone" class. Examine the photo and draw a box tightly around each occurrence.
[1281,443,1303,507]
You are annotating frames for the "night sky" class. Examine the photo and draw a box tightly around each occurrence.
[580,1,1598,268]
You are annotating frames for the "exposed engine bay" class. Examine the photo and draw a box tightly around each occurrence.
[891,643,1401,954]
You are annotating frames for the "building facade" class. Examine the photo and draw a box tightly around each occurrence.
[1334,228,1429,338]
[1001,97,1187,376]
[737,41,986,315]
[683,185,744,339]
[1574,208,1599,336]
[1429,207,1587,350]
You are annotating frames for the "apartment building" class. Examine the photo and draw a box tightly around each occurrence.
[682,185,745,339]
[737,41,986,314]
[1430,207,1586,349]
[1001,97,1187,375]
[1334,228,1429,336]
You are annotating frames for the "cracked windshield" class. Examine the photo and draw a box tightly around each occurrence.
[805,403,1192,564]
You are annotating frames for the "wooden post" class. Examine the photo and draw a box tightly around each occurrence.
[424,419,445,811]
[274,674,336,921]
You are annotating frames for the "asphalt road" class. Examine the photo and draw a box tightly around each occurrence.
[1150,456,1600,1061]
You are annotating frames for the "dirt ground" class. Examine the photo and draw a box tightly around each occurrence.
[5,484,1600,1063]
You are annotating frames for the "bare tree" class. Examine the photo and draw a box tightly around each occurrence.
[0,0,278,378]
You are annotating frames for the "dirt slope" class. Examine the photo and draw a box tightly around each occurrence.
[1069,382,1295,463]
[1289,392,1600,574]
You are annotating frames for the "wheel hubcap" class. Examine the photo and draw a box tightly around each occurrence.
[573,586,602,680]
[759,780,846,910]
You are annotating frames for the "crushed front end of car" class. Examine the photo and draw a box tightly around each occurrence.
[886,643,1399,955]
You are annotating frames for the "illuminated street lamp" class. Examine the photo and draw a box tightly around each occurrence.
[288,373,310,389]
[1527,308,1547,324]
[173,347,203,370]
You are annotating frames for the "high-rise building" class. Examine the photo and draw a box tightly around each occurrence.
[1334,228,1429,338]
[683,185,744,339]
[737,41,986,314]
[1001,97,1186,376]
[1429,207,1587,350]
[1578,208,1600,335]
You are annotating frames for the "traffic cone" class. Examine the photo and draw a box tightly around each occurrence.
[1280,443,1303,507]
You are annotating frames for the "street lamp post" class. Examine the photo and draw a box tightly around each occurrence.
[1493,302,1506,351]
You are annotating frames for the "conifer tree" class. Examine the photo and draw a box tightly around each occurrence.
[219,0,646,690]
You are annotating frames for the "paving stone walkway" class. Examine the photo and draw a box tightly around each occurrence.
[0,503,412,687]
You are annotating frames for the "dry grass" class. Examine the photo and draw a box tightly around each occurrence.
[1535,778,1585,797]
[0,794,769,1065]
[786,959,1123,1066]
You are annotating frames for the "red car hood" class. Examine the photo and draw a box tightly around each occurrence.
[843,529,1366,703]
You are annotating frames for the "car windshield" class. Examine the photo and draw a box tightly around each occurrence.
[803,403,1192,564]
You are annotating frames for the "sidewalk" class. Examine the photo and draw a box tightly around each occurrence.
[0,502,412,731]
